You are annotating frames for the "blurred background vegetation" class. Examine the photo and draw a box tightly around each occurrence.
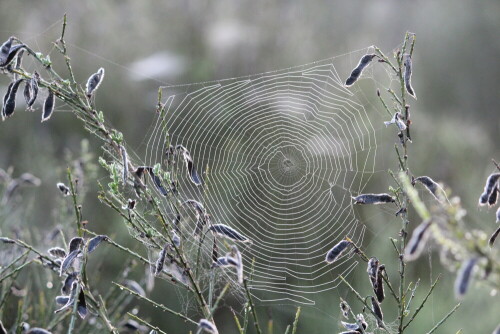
[0,0,499,333]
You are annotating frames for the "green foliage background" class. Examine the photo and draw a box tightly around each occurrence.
[0,1,499,333]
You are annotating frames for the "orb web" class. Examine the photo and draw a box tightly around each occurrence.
[143,47,383,304]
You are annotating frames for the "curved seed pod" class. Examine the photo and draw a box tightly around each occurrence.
[0,237,15,244]
[414,176,442,200]
[59,250,80,276]
[56,282,77,313]
[155,245,168,275]
[198,319,218,334]
[356,314,368,330]
[61,272,78,294]
[345,54,376,86]
[404,219,432,261]
[384,112,407,131]
[371,296,384,328]
[479,173,500,206]
[489,226,500,247]
[77,289,87,319]
[0,43,25,67]
[176,145,202,186]
[403,54,416,99]
[454,257,478,298]
[85,67,105,98]
[57,182,70,196]
[208,224,250,243]
[0,37,13,58]
[68,237,84,253]
[13,49,24,80]
[27,72,40,108]
[48,247,67,258]
[212,256,230,268]
[488,187,498,207]
[375,264,385,303]
[325,239,351,263]
[230,244,244,284]
[146,167,168,196]
[87,235,107,253]
[55,295,69,305]
[341,321,360,331]
[2,78,23,119]
[352,193,395,205]
[339,299,350,319]
[41,89,55,122]
[367,257,378,287]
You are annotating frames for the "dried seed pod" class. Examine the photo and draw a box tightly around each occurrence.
[479,173,500,206]
[26,328,52,334]
[371,296,384,328]
[375,264,385,303]
[57,182,70,196]
[356,314,368,330]
[61,272,78,294]
[0,37,13,58]
[146,167,168,196]
[48,247,67,258]
[384,112,407,131]
[85,67,105,98]
[367,257,379,287]
[59,249,80,276]
[55,282,77,313]
[87,235,107,253]
[230,244,244,284]
[198,319,218,334]
[454,257,478,298]
[208,224,250,243]
[212,256,230,268]
[489,226,500,247]
[345,54,376,86]
[0,43,25,67]
[27,72,39,108]
[68,237,84,253]
[403,54,416,99]
[2,78,24,119]
[352,193,395,205]
[488,187,498,207]
[55,295,70,305]
[77,289,87,319]
[0,237,15,244]
[404,219,432,261]
[414,176,441,200]
[341,321,360,331]
[325,239,351,263]
[155,245,168,275]
[120,145,128,185]
[41,89,55,122]
[339,299,350,319]
[176,145,202,185]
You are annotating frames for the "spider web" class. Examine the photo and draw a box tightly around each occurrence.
[141,47,392,304]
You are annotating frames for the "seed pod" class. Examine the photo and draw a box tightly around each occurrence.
[341,321,360,331]
[356,314,368,330]
[414,176,441,200]
[384,112,407,131]
[56,282,77,313]
[0,237,15,244]
[59,249,80,276]
[120,145,128,185]
[0,43,25,67]
[454,257,478,298]
[345,54,376,86]
[57,182,70,196]
[155,245,168,275]
[61,272,78,294]
[26,328,52,334]
[146,167,168,196]
[181,199,206,222]
[339,299,350,319]
[212,256,230,268]
[77,289,87,319]
[208,224,250,243]
[479,173,500,206]
[87,235,107,253]
[68,237,84,253]
[403,54,416,99]
[489,226,500,247]
[126,198,136,210]
[325,239,351,263]
[55,295,70,305]
[231,245,244,284]
[41,89,55,122]
[2,78,23,119]
[367,257,378,287]
[48,247,67,258]
[371,296,384,328]
[404,219,432,261]
[352,193,395,205]
[488,187,498,207]
[176,145,202,185]
[27,72,39,108]
[0,37,12,58]
[375,264,385,303]
[85,67,105,98]
[198,319,218,334]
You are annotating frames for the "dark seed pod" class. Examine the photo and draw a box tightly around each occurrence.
[384,112,407,131]
[62,272,78,295]
[356,314,368,330]
[454,257,478,298]
[371,296,384,328]
[325,239,351,263]
[55,295,70,305]
[403,54,416,99]
[0,237,15,244]
[56,282,77,313]
[0,37,13,58]
[42,89,55,122]
[489,226,500,247]
[375,264,385,303]
[85,67,105,98]
[68,237,84,253]
[48,247,67,258]
[59,250,80,276]
[27,72,40,108]
[146,167,168,196]
[26,328,52,334]
[0,44,25,68]
[2,78,23,119]
[87,235,107,253]
[345,54,376,86]
[57,182,70,196]
[208,224,250,243]
[488,187,498,207]
[176,145,202,186]
[479,173,500,206]
[212,256,230,268]
[404,219,432,261]
[352,193,395,205]
[339,300,350,319]
[127,198,136,210]
[367,257,379,287]
[414,176,441,200]
[198,319,218,334]
[155,245,168,275]
[77,289,87,319]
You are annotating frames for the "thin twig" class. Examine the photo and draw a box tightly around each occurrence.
[425,303,461,334]
[403,274,441,331]
[243,278,262,334]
